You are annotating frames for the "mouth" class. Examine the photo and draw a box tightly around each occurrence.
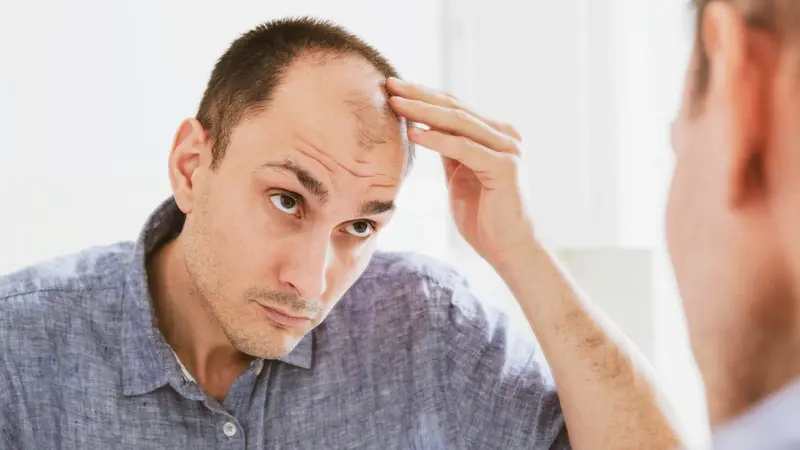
[257,304,312,328]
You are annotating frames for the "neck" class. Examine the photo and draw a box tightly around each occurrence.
[698,290,800,427]
[147,237,251,399]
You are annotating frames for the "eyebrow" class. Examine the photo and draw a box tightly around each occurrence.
[259,159,396,217]
[260,159,329,202]
[359,199,396,216]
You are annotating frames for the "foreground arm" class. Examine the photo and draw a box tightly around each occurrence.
[496,239,680,449]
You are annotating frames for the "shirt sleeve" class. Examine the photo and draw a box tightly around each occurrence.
[441,278,570,449]
[0,328,18,448]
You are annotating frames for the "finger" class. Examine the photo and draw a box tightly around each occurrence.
[387,77,466,113]
[409,127,518,187]
[386,78,523,142]
[391,96,519,155]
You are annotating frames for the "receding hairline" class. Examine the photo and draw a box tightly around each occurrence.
[244,50,409,152]
[194,16,414,170]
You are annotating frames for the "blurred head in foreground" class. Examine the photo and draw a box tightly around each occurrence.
[669,0,800,424]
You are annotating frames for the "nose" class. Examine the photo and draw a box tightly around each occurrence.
[277,231,332,300]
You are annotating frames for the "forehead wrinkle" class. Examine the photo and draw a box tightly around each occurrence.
[294,135,395,183]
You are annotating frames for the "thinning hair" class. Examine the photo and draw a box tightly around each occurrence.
[196,16,414,170]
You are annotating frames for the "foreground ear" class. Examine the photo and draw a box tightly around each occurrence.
[703,2,772,208]
[169,118,210,214]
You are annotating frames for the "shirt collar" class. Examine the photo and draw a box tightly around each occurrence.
[120,197,313,397]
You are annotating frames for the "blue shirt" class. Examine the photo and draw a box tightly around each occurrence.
[707,381,800,450]
[0,198,569,449]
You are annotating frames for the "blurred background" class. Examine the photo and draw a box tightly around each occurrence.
[0,0,704,446]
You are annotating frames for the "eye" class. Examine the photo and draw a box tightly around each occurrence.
[269,193,299,215]
[345,221,375,238]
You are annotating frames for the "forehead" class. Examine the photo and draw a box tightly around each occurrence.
[262,55,407,171]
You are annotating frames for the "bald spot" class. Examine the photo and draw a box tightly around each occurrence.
[287,51,405,147]
[264,51,409,176]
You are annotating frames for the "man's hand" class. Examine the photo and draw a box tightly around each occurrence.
[386,77,534,268]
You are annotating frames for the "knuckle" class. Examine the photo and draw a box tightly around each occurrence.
[444,92,461,108]
[505,124,523,140]
[453,108,471,123]
[498,153,521,174]
[503,138,523,156]
[455,135,474,149]
[494,121,522,140]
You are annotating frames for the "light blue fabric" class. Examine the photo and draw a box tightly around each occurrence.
[708,381,800,450]
[0,197,569,449]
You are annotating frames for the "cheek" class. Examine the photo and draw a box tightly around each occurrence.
[666,119,712,267]
[205,190,282,281]
[665,145,708,274]
[665,163,689,263]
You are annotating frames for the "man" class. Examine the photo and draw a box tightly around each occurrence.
[669,0,800,448]
[0,18,678,449]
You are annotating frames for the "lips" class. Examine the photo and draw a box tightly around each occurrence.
[258,304,312,327]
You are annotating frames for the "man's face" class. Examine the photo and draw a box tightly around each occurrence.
[180,56,407,359]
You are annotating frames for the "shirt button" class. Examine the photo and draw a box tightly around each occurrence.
[222,422,237,437]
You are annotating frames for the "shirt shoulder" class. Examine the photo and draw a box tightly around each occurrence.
[354,252,567,448]
[360,251,464,286]
[0,243,133,367]
[351,251,467,320]
[0,242,134,301]
[356,251,518,330]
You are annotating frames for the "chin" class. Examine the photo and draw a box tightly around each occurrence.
[229,328,300,360]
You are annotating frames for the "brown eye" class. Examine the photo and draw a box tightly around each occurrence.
[345,221,374,238]
[270,193,299,214]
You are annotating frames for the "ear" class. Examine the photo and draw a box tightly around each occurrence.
[703,2,771,208]
[169,118,210,215]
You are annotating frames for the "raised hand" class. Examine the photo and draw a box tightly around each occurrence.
[387,77,535,268]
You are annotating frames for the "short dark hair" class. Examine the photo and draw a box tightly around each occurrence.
[691,0,798,102]
[196,17,412,169]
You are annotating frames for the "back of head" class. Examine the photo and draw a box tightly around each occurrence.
[671,0,800,427]
[195,17,412,169]
[691,0,800,102]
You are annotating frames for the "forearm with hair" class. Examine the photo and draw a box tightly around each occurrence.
[494,241,684,450]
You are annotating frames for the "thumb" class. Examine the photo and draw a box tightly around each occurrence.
[441,155,459,185]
